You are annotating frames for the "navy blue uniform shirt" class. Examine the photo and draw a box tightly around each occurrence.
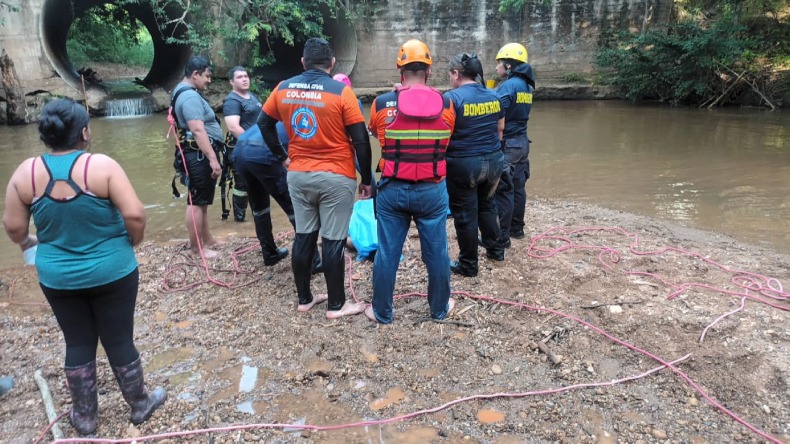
[495,63,534,139]
[444,83,504,157]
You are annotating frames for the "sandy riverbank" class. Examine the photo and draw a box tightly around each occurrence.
[1,196,788,443]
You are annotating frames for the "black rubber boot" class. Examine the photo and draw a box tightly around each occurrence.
[479,237,505,261]
[64,361,98,435]
[486,248,505,261]
[111,357,167,425]
[450,260,477,277]
[264,248,288,266]
[293,231,320,305]
[322,238,347,311]
[254,213,288,266]
[232,192,248,222]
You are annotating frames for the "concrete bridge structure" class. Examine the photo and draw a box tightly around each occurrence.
[0,0,670,118]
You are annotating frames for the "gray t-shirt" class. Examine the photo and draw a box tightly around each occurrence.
[172,82,223,142]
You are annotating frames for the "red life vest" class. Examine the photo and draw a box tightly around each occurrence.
[381,84,451,181]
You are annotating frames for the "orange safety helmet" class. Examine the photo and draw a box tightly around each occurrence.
[396,39,432,68]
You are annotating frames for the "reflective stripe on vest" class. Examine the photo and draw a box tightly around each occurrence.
[384,129,452,140]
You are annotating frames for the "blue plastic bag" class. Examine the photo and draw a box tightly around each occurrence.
[348,199,378,260]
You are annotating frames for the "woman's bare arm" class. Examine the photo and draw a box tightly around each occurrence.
[3,159,36,249]
[99,156,146,246]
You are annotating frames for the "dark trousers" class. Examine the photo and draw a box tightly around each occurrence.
[41,269,140,367]
[235,159,296,254]
[495,135,530,238]
[446,150,505,271]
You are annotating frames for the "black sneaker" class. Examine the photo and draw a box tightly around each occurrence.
[450,260,477,277]
[510,230,526,240]
[263,247,289,266]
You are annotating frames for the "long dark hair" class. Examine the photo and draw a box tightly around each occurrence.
[448,53,484,85]
[38,98,89,151]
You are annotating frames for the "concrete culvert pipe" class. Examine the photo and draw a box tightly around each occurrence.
[39,0,191,92]
[256,6,357,85]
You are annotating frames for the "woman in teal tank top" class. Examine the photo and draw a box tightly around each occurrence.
[2,99,166,435]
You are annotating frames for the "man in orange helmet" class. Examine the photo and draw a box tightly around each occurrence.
[365,39,457,324]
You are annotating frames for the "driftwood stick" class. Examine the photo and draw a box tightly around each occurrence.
[33,369,64,440]
[706,70,746,109]
[580,301,642,309]
[80,75,89,113]
[414,317,474,327]
[744,77,776,110]
[717,63,776,110]
[535,341,562,365]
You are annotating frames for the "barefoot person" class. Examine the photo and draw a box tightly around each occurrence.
[172,56,224,258]
[365,39,457,324]
[3,98,166,436]
[259,38,373,318]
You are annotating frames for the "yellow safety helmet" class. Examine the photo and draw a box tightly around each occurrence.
[496,43,528,64]
[396,39,432,68]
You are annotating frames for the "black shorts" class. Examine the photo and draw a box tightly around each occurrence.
[181,149,217,206]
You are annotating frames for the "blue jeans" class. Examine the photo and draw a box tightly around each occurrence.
[371,179,451,324]
[495,135,530,238]
[446,150,505,272]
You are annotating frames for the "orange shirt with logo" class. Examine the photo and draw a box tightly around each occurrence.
[263,69,365,180]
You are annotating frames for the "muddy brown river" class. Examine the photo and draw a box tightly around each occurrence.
[1,100,788,267]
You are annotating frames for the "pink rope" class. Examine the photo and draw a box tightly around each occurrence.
[528,226,789,310]
[140,217,787,443]
[48,355,691,443]
[699,297,747,343]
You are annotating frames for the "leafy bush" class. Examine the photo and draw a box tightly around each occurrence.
[561,72,588,83]
[597,0,790,107]
[66,4,154,68]
[596,18,753,105]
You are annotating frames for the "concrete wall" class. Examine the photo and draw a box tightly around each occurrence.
[0,0,75,98]
[352,0,671,87]
[0,0,671,101]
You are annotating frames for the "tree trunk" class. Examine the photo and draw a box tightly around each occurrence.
[0,49,28,125]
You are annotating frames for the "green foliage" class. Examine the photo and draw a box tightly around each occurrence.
[597,18,751,104]
[121,0,377,68]
[561,72,588,83]
[222,0,336,67]
[498,0,529,14]
[598,0,790,106]
[249,82,271,100]
[66,4,154,68]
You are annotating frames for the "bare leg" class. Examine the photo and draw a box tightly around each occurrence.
[186,205,217,258]
[199,206,221,248]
